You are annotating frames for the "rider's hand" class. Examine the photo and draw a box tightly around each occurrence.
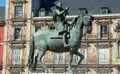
[66,6,69,11]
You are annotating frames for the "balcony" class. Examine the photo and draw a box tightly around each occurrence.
[9,35,26,44]
[31,64,118,73]
[82,33,115,43]
[10,17,27,22]
[11,0,27,4]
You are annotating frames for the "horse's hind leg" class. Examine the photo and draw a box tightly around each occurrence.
[75,51,84,65]
[67,50,74,72]
[37,49,48,73]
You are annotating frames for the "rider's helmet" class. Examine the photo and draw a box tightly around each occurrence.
[56,2,62,9]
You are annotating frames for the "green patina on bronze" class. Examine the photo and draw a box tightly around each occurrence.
[27,2,93,73]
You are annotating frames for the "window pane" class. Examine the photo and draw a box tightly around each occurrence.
[15,6,23,18]
[54,53,64,64]
[101,8,108,14]
[11,49,22,65]
[39,11,45,16]
[99,49,110,64]
[14,28,21,39]
[79,9,86,15]
[101,25,108,34]
[19,6,23,16]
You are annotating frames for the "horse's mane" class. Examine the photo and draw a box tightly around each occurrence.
[69,15,83,29]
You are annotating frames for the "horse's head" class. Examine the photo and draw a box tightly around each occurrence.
[82,14,93,34]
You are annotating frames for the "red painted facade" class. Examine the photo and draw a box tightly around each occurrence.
[0,23,4,74]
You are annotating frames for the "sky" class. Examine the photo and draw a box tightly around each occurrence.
[0,0,5,6]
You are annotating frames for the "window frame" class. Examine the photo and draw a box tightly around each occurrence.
[10,48,23,65]
[53,53,65,64]
[100,25,109,39]
[79,8,87,15]
[38,8,46,17]
[98,48,110,64]
[13,4,24,18]
[101,7,109,14]
[12,26,24,40]
[14,5,23,18]
[101,25,108,35]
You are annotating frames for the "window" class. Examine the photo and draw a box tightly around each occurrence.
[98,48,110,64]
[101,25,108,35]
[10,68,21,74]
[11,49,22,65]
[13,27,24,40]
[100,25,109,39]
[39,10,45,16]
[79,8,87,15]
[14,27,21,39]
[39,8,45,17]
[54,53,65,64]
[14,6,23,18]
[101,7,109,14]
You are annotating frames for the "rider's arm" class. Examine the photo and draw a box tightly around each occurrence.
[56,7,69,15]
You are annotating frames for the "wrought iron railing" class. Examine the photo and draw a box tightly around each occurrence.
[11,0,27,3]
[82,33,113,40]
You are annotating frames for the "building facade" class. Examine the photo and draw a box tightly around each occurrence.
[0,7,5,74]
[4,0,120,74]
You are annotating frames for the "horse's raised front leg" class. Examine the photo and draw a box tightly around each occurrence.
[75,51,84,66]
[37,49,48,73]
[67,49,74,72]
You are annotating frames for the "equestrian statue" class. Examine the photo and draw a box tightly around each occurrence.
[27,2,93,73]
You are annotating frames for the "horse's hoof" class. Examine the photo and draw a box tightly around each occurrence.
[45,69,48,73]
[68,70,74,74]
[74,63,78,66]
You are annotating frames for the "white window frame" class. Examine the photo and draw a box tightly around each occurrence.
[12,26,24,40]
[98,48,110,64]
[13,4,25,18]
[79,8,87,15]
[54,53,65,64]
[11,49,22,65]
[101,7,109,14]
[39,10,45,17]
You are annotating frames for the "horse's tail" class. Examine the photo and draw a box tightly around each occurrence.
[27,36,34,68]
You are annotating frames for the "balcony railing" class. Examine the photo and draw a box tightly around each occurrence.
[9,35,26,43]
[33,57,111,65]
[11,0,27,4]
[82,33,114,42]
[10,17,27,22]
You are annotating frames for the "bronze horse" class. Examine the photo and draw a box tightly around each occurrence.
[27,14,93,73]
